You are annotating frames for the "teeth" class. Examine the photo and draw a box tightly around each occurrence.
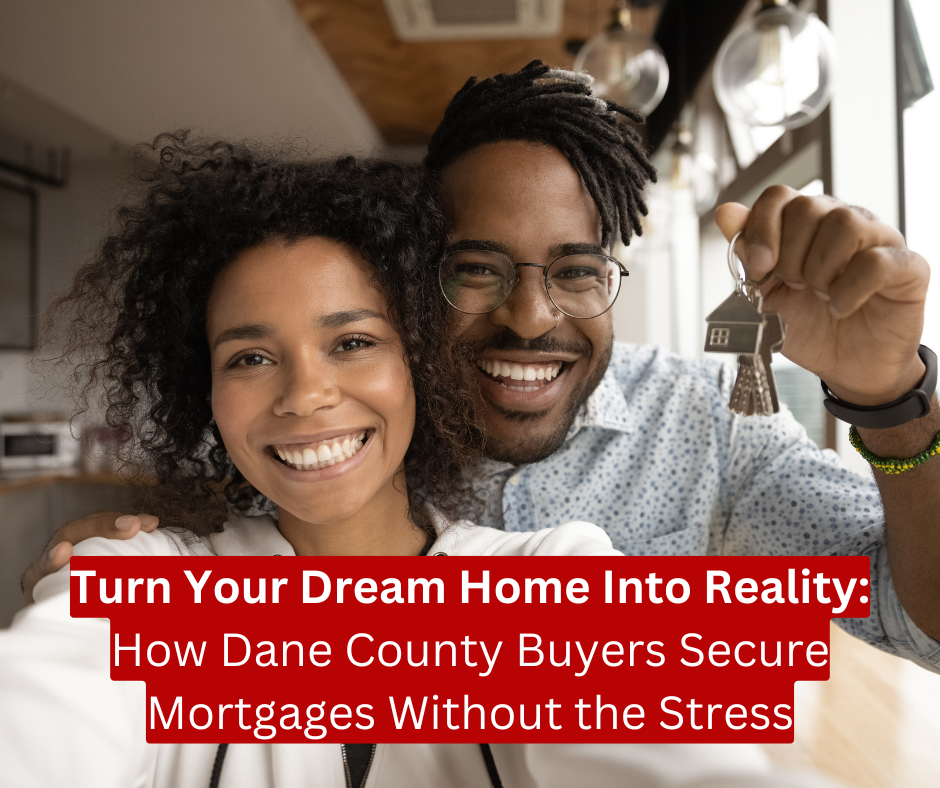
[273,431,369,472]
[477,359,563,384]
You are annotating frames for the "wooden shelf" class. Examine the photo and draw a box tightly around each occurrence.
[0,468,126,495]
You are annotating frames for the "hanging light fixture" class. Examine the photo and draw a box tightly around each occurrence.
[573,0,669,116]
[669,123,720,212]
[713,0,837,129]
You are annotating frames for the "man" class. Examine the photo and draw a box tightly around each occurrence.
[23,62,940,672]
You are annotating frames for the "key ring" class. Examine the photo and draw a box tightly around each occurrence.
[727,231,772,310]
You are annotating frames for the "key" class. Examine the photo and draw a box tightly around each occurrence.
[705,232,787,416]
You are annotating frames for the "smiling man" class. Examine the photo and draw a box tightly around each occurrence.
[23,62,940,677]
[419,61,940,673]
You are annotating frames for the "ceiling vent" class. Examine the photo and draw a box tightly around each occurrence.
[382,0,563,41]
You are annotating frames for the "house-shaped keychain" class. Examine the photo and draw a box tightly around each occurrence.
[704,289,764,355]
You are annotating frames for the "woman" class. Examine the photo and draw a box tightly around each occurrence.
[0,134,621,788]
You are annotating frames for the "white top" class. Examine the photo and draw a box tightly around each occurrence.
[0,515,834,788]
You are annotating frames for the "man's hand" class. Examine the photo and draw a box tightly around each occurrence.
[716,187,930,406]
[21,512,159,604]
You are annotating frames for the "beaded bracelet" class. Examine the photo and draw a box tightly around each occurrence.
[848,425,940,474]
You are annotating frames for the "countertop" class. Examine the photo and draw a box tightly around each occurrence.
[0,467,126,495]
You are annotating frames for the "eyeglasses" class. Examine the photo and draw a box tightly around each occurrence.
[439,249,629,320]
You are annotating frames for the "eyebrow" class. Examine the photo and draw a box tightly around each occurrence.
[213,323,273,350]
[212,310,385,350]
[547,242,607,257]
[444,239,607,259]
[315,309,386,329]
[444,239,511,256]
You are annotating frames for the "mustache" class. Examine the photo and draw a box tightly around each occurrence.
[460,327,592,357]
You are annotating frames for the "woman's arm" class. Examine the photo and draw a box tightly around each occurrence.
[2,534,166,787]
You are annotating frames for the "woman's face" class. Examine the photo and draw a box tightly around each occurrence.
[207,237,415,527]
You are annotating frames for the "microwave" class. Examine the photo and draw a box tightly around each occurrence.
[0,420,81,471]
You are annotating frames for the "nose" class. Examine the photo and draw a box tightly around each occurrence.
[272,353,341,417]
[489,266,561,339]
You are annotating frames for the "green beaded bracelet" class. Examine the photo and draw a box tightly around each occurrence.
[848,425,940,474]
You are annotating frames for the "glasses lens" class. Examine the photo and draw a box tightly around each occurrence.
[439,250,515,314]
[547,255,623,318]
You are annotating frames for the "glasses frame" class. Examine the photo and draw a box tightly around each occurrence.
[439,250,630,319]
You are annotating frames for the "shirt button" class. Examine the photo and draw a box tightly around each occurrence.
[508,474,521,486]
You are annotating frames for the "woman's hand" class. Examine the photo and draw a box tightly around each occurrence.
[21,512,159,604]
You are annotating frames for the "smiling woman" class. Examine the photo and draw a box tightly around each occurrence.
[44,133,482,538]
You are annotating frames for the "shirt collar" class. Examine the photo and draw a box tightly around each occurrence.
[211,514,295,556]
[565,365,635,440]
[476,364,635,477]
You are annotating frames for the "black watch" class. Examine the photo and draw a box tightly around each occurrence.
[821,345,937,429]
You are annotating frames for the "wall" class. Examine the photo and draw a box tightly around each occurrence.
[0,155,128,416]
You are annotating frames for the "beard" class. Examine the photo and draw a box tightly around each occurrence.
[459,325,614,465]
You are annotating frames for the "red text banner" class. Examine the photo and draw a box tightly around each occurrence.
[69,556,870,744]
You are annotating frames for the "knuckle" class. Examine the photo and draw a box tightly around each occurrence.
[759,184,797,204]
[824,206,861,234]
[782,195,824,224]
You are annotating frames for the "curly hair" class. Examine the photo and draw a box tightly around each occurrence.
[425,60,657,247]
[46,132,485,535]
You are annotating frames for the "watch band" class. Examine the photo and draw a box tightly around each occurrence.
[821,345,937,429]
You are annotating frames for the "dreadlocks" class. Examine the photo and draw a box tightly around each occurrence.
[424,59,658,247]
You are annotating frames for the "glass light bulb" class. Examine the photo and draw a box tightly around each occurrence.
[713,3,837,129]
[574,25,669,116]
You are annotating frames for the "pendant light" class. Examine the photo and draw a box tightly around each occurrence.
[713,0,837,129]
[669,124,720,212]
[573,0,669,116]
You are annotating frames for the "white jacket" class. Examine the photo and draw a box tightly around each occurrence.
[0,515,836,788]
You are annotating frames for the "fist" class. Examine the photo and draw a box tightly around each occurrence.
[715,186,930,406]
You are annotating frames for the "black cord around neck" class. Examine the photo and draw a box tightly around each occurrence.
[479,743,504,788]
[209,741,502,787]
[208,743,227,788]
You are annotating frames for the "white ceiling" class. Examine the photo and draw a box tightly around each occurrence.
[0,0,381,158]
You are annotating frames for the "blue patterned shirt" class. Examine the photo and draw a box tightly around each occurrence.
[472,342,940,672]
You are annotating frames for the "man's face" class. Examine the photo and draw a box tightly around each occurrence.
[440,141,614,465]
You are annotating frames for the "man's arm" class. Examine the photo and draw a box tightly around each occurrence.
[859,398,940,639]
[21,512,159,603]
[716,188,940,641]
